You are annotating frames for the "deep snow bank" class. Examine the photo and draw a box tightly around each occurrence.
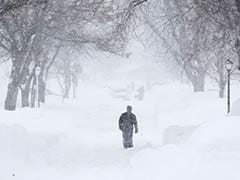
[128,117,240,180]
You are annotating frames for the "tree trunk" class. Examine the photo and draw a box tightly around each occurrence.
[186,68,205,92]
[219,86,225,98]
[21,85,30,107]
[63,67,71,98]
[219,82,226,98]
[30,77,36,108]
[64,81,71,98]
[4,83,19,111]
[192,77,205,92]
[72,73,78,99]
[21,74,32,108]
[4,63,21,111]
[39,76,46,103]
[20,66,33,108]
[216,59,226,98]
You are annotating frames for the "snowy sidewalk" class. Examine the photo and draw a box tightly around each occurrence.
[0,83,239,180]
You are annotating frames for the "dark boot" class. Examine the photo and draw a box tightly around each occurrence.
[128,144,133,148]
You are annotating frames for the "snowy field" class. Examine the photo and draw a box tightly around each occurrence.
[0,79,240,180]
[1,57,240,180]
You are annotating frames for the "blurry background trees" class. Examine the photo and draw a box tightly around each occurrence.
[2,0,240,110]
[140,0,240,97]
[0,0,147,110]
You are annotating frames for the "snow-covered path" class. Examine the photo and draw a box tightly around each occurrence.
[1,82,240,180]
[0,90,156,180]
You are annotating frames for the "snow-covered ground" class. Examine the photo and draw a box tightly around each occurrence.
[1,56,240,180]
[0,80,240,180]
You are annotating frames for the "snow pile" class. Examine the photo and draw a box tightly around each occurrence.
[128,117,240,180]
[0,123,66,180]
[232,98,240,116]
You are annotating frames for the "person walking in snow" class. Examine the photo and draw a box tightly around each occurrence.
[119,106,138,149]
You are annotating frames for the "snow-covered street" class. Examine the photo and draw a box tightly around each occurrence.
[1,81,240,180]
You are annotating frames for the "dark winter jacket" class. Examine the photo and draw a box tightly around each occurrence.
[119,112,138,132]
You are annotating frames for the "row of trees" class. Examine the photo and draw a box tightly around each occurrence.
[0,0,147,110]
[3,0,239,111]
[143,0,240,97]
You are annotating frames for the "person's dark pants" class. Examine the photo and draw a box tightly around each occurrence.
[122,129,133,148]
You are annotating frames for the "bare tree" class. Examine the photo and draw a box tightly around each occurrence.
[0,0,147,110]
[51,48,82,99]
[144,0,208,92]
